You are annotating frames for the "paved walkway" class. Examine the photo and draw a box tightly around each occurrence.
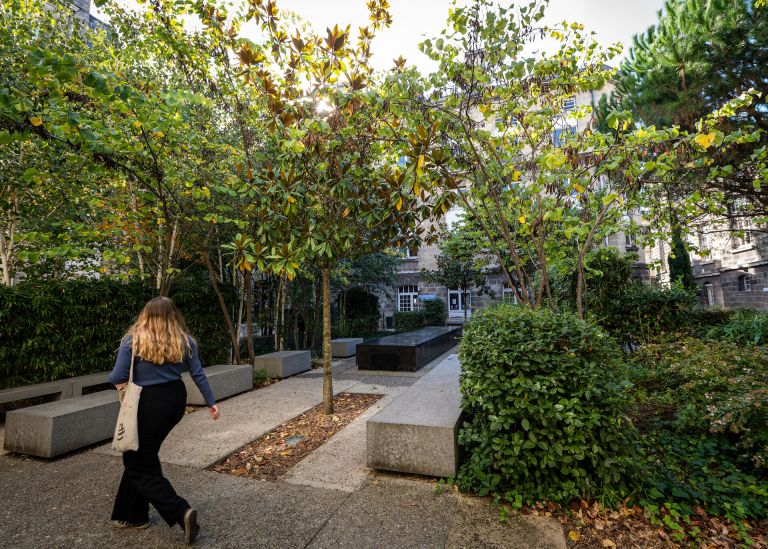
[0,349,567,548]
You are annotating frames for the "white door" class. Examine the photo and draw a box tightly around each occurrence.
[448,290,471,318]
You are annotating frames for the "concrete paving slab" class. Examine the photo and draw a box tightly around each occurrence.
[283,387,408,493]
[93,374,361,469]
[306,477,457,549]
[0,451,348,549]
[447,493,567,549]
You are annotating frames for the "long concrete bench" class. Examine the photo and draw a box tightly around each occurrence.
[253,351,311,379]
[357,326,462,372]
[3,391,120,458]
[0,371,113,406]
[331,338,364,358]
[183,364,253,406]
[367,354,463,477]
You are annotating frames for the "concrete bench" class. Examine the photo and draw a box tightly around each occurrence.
[0,371,113,406]
[3,391,120,458]
[0,380,74,405]
[183,364,253,406]
[367,354,463,477]
[253,351,311,379]
[331,338,364,358]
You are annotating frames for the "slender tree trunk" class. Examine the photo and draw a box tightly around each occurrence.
[311,275,320,351]
[576,251,585,321]
[322,266,334,414]
[245,269,255,365]
[279,275,286,350]
[203,250,240,364]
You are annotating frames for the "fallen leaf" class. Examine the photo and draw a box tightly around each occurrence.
[568,530,581,542]
[601,539,616,548]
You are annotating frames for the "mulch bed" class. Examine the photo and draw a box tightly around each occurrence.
[212,392,382,480]
[512,501,768,548]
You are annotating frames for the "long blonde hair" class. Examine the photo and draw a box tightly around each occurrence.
[126,297,192,365]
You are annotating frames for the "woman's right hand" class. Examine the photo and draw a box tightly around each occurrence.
[209,405,220,421]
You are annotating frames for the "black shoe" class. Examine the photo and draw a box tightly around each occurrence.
[113,519,151,529]
[182,508,200,546]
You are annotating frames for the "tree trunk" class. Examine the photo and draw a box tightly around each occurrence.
[576,252,585,321]
[322,266,334,414]
[203,250,240,364]
[311,275,321,351]
[245,269,255,365]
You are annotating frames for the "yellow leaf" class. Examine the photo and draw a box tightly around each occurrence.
[152,130,165,139]
[573,183,586,193]
[29,116,42,126]
[568,530,581,542]
[342,208,350,218]
[396,197,403,211]
[133,121,142,128]
[694,132,716,149]
[414,181,421,195]
[602,540,616,548]
[288,196,296,203]
[512,170,522,182]
[518,215,526,224]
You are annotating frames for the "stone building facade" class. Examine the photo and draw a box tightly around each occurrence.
[647,221,768,309]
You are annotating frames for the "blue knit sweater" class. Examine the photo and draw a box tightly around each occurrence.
[108,335,216,407]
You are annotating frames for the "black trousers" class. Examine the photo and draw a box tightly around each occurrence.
[111,379,190,526]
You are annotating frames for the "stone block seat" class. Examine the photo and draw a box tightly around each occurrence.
[367,354,463,477]
[357,326,461,372]
[0,380,74,405]
[183,364,253,406]
[3,391,120,458]
[331,338,364,358]
[253,350,311,379]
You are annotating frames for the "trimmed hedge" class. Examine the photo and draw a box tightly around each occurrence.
[0,274,234,388]
[393,299,446,332]
[456,304,635,504]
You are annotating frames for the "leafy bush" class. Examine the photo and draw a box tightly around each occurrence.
[688,305,733,332]
[333,315,380,338]
[705,309,768,346]
[340,287,379,318]
[421,298,445,325]
[549,247,636,317]
[627,338,768,471]
[0,275,234,388]
[393,311,425,332]
[455,304,636,504]
[599,283,695,343]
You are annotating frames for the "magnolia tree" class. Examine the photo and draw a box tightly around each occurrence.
[228,0,444,413]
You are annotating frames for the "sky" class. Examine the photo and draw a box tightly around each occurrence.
[94,0,668,72]
[271,0,668,71]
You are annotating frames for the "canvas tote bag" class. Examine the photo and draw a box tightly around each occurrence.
[112,338,142,452]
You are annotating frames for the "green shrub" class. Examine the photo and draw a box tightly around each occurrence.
[393,311,426,332]
[456,304,636,504]
[0,275,234,388]
[627,337,768,471]
[599,283,694,343]
[422,298,445,325]
[333,315,380,338]
[705,309,768,346]
[688,305,733,332]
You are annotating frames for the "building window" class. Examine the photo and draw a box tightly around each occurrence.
[553,126,576,147]
[400,245,418,260]
[397,285,419,312]
[502,287,518,304]
[738,275,752,292]
[704,282,715,306]
[625,231,635,249]
[731,216,752,248]
[697,226,711,253]
[563,97,576,111]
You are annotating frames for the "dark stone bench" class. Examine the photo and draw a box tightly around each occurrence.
[367,354,463,477]
[3,391,120,458]
[356,326,461,372]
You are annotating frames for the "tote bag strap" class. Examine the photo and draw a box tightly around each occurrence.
[129,336,137,383]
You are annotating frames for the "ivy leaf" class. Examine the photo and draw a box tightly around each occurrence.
[694,132,716,149]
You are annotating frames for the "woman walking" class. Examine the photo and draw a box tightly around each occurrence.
[108,296,220,546]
